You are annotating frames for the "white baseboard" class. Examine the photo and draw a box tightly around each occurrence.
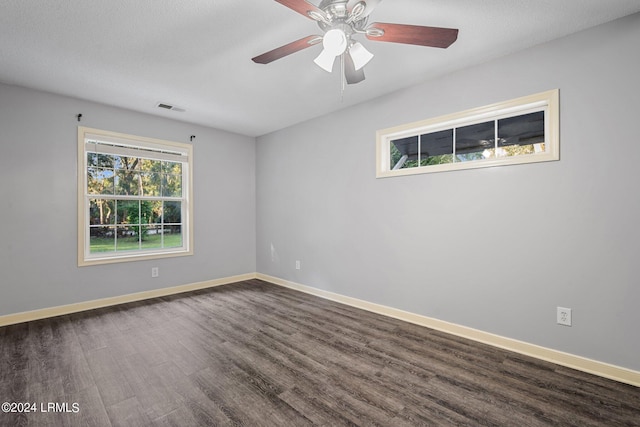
[2,271,638,388]
[0,273,257,327]
[257,273,640,388]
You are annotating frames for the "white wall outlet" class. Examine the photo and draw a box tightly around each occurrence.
[151,267,159,278]
[295,260,301,270]
[557,307,572,326]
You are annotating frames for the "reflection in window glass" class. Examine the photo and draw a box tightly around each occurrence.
[388,111,549,165]
[390,136,419,169]
[455,121,494,162]
[497,111,545,157]
[498,111,544,146]
[420,129,454,166]
[376,90,558,178]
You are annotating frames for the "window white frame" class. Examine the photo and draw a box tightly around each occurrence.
[77,126,193,266]
[376,89,559,178]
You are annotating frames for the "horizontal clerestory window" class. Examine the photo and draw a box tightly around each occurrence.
[77,127,193,266]
[376,90,559,178]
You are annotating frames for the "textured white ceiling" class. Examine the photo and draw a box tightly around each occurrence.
[1,0,639,137]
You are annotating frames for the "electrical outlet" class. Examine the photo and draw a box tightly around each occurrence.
[557,307,572,326]
[295,260,301,270]
[151,267,159,278]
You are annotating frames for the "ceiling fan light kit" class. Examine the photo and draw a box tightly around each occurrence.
[313,28,349,72]
[252,0,459,86]
[349,41,374,71]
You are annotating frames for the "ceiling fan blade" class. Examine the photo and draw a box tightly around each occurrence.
[366,22,458,48]
[275,0,325,20]
[344,53,365,84]
[347,0,381,17]
[252,35,322,64]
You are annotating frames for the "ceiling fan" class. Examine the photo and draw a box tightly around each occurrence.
[252,0,459,85]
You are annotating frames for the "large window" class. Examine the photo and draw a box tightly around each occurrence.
[376,90,559,178]
[77,127,192,266]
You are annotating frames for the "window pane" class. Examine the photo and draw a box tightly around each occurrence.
[140,158,161,172]
[115,156,140,171]
[89,199,115,225]
[139,200,155,224]
[420,129,454,166]
[498,111,544,146]
[116,226,140,251]
[150,200,163,224]
[390,143,402,170]
[116,171,141,195]
[390,136,419,169]
[163,225,182,248]
[117,200,140,224]
[141,225,163,250]
[88,153,114,168]
[163,201,181,223]
[455,121,495,162]
[112,155,122,169]
[89,226,115,253]
[163,161,182,174]
[141,172,161,196]
[162,174,182,197]
[87,168,114,195]
[497,111,545,157]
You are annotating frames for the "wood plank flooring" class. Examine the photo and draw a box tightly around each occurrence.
[1,279,639,426]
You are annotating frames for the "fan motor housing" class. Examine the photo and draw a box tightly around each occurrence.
[319,0,348,16]
[317,0,368,32]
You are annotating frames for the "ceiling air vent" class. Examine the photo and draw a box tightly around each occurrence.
[156,102,186,113]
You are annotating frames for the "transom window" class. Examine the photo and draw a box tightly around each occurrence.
[376,90,559,178]
[77,127,193,266]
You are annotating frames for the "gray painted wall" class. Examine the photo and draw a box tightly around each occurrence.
[0,83,256,315]
[256,13,640,371]
[1,12,638,373]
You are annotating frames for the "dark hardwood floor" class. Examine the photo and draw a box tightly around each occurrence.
[1,279,638,426]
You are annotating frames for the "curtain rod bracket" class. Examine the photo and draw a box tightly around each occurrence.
[190,135,195,141]
[77,114,83,122]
